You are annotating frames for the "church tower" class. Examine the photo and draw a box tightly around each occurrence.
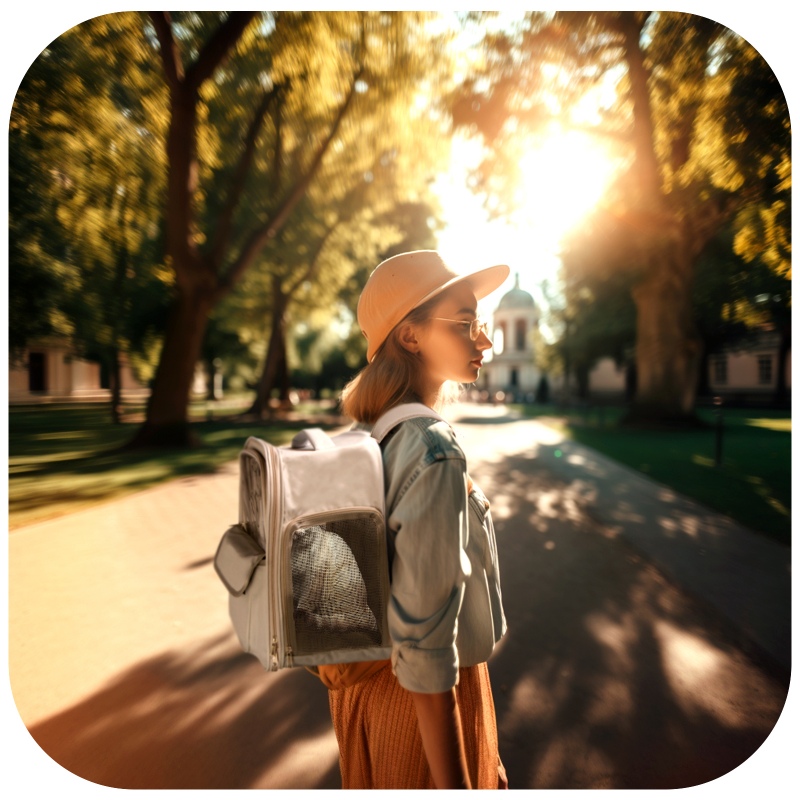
[483,273,541,400]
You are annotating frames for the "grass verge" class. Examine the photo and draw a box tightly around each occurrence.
[8,401,347,530]
[512,403,791,546]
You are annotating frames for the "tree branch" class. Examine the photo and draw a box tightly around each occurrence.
[618,11,662,205]
[266,63,365,234]
[149,11,183,90]
[209,83,283,270]
[286,221,340,297]
[667,17,722,174]
[185,11,259,92]
[271,86,286,197]
[219,64,365,292]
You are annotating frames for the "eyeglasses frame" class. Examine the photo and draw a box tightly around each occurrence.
[431,317,490,341]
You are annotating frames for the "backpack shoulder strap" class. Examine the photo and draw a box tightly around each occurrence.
[371,402,446,444]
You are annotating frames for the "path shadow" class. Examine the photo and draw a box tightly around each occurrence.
[532,438,792,677]
[18,422,791,791]
[471,451,789,789]
[26,633,341,790]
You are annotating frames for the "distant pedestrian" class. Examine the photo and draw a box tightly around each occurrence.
[325,250,510,789]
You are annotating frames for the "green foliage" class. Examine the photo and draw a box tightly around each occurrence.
[450,11,790,407]
[190,11,452,396]
[10,11,454,414]
[9,13,171,380]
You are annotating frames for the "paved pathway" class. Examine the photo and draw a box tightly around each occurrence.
[6,403,793,791]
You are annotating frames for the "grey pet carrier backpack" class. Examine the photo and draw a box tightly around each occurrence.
[213,403,444,671]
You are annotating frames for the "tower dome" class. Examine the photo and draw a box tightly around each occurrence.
[497,273,535,309]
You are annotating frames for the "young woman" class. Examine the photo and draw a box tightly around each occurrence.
[330,250,510,789]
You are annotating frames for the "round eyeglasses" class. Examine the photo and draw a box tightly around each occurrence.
[432,317,490,341]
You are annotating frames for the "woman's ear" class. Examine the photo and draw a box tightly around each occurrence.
[396,322,421,355]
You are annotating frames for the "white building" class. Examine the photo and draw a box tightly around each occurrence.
[479,273,790,405]
[482,274,546,400]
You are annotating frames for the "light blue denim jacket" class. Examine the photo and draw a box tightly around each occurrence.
[363,415,507,693]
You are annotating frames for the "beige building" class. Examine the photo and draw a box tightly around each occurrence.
[585,332,791,401]
[9,339,146,403]
[587,358,627,394]
[707,332,791,400]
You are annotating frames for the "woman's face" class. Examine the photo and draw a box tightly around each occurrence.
[411,282,493,392]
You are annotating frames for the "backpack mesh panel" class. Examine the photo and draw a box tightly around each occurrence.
[291,516,387,656]
[240,454,266,548]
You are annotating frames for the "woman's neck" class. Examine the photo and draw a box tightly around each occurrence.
[418,381,446,411]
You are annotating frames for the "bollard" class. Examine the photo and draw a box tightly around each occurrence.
[713,396,723,466]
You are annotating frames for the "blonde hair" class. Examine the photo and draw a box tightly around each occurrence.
[340,296,460,423]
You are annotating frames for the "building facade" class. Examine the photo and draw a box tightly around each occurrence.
[478,275,790,406]
[9,339,146,403]
[706,332,791,401]
[583,331,791,403]
[482,274,546,400]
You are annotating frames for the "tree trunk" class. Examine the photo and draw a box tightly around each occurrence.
[248,289,288,418]
[127,286,214,447]
[773,324,790,407]
[576,363,590,400]
[109,347,122,424]
[625,362,637,402]
[206,357,222,401]
[627,249,702,425]
[696,342,711,399]
[277,335,291,403]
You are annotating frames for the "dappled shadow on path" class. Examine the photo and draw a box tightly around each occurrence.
[472,449,789,789]
[26,633,340,790]
[19,421,790,790]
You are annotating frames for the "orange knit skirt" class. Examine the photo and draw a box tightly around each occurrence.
[328,662,502,789]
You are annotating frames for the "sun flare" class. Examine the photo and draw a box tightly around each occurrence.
[434,125,621,308]
[512,126,619,250]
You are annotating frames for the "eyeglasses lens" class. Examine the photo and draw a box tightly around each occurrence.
[470,319,488,340]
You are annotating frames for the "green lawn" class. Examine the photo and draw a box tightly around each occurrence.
[8,401,792,544]
[512,403,791,545]
[8,401,346,530]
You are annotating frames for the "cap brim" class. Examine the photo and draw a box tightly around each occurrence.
[413,263,511,310]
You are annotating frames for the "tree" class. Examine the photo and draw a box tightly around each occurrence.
[451,11,790,424]
[127,10,451,445]
[277,199,441,398]
[554,218,638,398]
[9,13,170,419]
[243,134,446,415]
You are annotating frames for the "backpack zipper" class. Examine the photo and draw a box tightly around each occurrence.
[265,443,284,670]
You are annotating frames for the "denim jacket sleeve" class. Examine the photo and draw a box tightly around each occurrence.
[382,419,471,693]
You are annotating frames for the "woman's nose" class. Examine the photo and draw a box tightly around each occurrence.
[476,331,492,352]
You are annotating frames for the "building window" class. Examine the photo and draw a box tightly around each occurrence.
[712,356,727,385]
[758,355,773,385]
[493,324,505,355]
[28,352,46,392]
[515,319,526,351]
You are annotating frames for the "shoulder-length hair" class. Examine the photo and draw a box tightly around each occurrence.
[340,295,459,423]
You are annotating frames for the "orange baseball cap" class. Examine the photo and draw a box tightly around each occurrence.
[357,250,510,362]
